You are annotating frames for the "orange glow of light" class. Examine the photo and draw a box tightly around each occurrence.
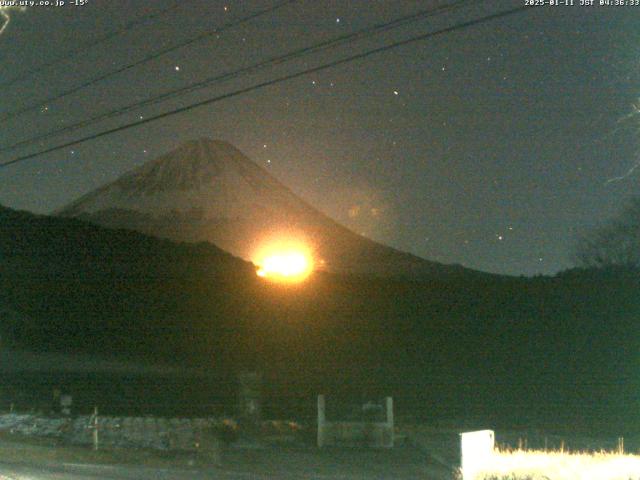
[254,240,313,283]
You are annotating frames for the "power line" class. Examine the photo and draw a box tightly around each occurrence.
[0,1,185,88]
[0,0,475,154]
[0,4,531,169]
[0,0,297,123]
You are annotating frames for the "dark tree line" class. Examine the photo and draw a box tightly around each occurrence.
[575,196,640,269]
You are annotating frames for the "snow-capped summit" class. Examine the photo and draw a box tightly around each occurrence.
[58,138,459,277]
[61,139,312,221]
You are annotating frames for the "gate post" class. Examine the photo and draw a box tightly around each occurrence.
[238,372,262,426]
[385,397,394,447]
[317,395,326,448]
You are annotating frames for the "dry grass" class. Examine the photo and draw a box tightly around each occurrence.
[477,448,640,480]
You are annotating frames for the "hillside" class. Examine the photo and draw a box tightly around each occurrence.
[1,205,639,434]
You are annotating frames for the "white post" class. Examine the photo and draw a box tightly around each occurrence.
[385,397,394,448]
[460,430,494,480]
[317,395,326,448]
[92,406,99,451]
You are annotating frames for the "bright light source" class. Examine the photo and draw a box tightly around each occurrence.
[256,251,312,281]
[254,239,313,283]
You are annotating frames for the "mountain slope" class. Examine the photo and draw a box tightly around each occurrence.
[57,138,466,277]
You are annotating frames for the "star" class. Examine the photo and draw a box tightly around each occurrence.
[174,66,180,72]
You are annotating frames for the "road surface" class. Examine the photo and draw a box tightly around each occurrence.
[0,445,452,479]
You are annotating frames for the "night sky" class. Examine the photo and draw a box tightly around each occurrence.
[0,0,638,276]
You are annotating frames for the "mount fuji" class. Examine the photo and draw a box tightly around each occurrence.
[57,138,466,277]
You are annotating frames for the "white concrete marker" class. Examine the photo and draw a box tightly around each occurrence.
[460,429,495,480]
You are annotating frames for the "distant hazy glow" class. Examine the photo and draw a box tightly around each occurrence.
[254,239,313,282]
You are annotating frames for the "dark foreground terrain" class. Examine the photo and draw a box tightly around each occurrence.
[0,432,449,480]
[2,424,637,480]
[1,205,639,436]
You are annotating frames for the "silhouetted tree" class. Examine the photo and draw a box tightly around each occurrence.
[574,197,640,268]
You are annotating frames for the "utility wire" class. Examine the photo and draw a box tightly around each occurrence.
[0,0,297,123]
[0,0,474,154]
[0,4,531,169]
[0,1,185,88]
